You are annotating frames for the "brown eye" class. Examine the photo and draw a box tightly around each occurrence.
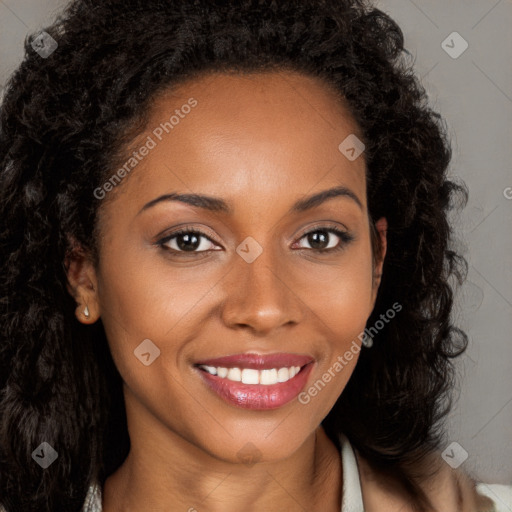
[158,229,219,255]
[295,227,354,253]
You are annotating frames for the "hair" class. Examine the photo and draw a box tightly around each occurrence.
[0,0,469,510]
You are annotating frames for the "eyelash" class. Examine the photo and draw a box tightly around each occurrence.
[156,224,355,257]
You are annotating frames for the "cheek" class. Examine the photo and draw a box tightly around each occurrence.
[97,232,210,332]
[94,250,207,431]
[305,244,376,331]
[295,249,375,416]
[95,240,234,412]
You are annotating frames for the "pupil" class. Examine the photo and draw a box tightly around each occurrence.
[177,233,200,251]
[309,231,328,249]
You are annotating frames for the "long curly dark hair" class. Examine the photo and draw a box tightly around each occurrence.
[0,0,469,510]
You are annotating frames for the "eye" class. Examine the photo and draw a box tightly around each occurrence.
[294,226,355,253]
[156,224,355,258]
[157,227,220,256]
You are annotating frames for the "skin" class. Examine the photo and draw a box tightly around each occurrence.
[67,70,388,512]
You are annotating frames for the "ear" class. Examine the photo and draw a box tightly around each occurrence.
[64,240,101,324]
[370,217,387,306]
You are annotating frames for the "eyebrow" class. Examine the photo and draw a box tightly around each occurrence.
[138,185,363,216]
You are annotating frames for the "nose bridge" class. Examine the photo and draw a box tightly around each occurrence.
[221,235,301,332]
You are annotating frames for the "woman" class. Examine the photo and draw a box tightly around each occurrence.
[0,0,510,510]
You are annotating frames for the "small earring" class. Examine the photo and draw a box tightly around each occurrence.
[361,332,373,348]
[83,305,90,319]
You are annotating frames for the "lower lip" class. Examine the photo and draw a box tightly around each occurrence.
[196,363,314,410]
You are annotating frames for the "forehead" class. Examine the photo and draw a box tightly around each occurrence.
[107,70,367,216]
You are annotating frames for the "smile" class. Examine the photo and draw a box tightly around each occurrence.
[194,353,315,410]
[198,365,302,385]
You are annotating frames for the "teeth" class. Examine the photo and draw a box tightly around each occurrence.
[199,365,302,385]
[277,367,289,382]
[202,365,217,375]
[217,367,228,378]
[241,369,259,384]
[227,367,242,382]
[260,368,278,385]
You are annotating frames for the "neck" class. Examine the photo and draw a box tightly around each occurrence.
[103,393,342,512]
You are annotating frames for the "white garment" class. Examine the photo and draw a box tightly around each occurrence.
[339,432,365,511]
[338,432,512,512]
[475,483,512,512]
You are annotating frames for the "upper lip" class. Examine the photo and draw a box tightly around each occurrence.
[195,352,314,370]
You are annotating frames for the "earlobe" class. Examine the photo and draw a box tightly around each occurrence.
[64,244,100,323]
[76,300,95,323]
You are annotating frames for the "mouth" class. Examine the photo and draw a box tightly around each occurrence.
[194,353,315,410]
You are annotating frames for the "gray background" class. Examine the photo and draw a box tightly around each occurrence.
[1,0,511,484]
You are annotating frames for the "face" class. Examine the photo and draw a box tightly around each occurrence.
[68,71,387,464]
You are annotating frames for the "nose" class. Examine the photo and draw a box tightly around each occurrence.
[220,242,303,335]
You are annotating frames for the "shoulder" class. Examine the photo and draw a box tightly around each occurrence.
[354,448,510,511]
